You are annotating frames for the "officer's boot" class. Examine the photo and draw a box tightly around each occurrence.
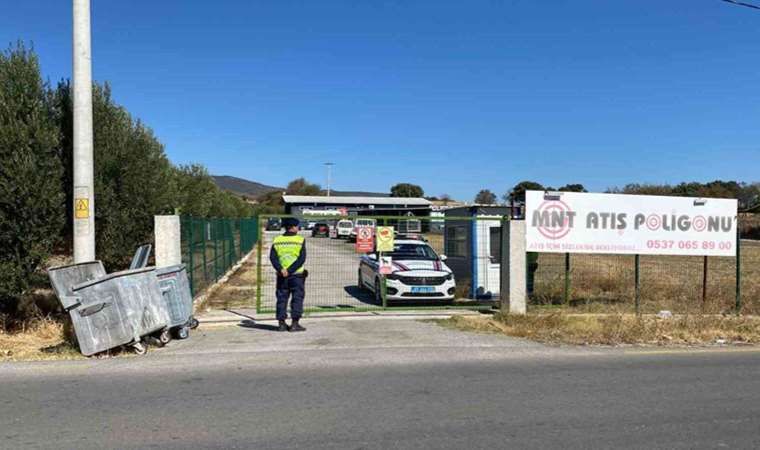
[289,319,306,332]
[277,320,289,332]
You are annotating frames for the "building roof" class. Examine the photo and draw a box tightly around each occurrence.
[282,195,431,206]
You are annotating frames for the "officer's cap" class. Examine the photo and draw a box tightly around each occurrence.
[282,217,300,228]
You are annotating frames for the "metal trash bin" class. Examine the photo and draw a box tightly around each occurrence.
[49,261,140,356]
[48,261,107,311]
[155,264,196,339]
[71,267,170,354]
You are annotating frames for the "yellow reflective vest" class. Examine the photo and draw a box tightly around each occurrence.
[273,234,305,273]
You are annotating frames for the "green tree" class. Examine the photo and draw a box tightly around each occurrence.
[54,82,176,269]
[286,177,322,195]
[474,189,497,204]
[0,43,65,312]
[558,183,587,193]
[390,183,424,198]
[505,181,544,203]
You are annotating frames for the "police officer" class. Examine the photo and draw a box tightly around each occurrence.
[269,217,307,332]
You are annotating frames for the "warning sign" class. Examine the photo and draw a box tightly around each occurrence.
[376,226,394,252]
[379,256,393,275]
[75,198,89,219]
[355,226,374,253]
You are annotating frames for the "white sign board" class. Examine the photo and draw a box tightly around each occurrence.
[525,191,738,256]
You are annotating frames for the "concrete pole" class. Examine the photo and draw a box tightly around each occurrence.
[500,220,527,315]
[72,0,96,262]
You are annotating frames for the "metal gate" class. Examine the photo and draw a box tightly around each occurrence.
[255,214,503,313]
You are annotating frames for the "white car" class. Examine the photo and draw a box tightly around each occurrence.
[349,218,376,241]
[358,239,456,302]
[333,219,354,239]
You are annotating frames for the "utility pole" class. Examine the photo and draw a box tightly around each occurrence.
[72,0,96,262]
[325,162,334,197]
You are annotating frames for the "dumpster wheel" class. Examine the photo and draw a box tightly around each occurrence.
[158,329,172,346]
[189,317,200,329]
[132,342,147,355]
[176,326,190,340]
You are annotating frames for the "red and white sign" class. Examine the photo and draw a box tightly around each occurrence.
[379,256,393,274]
[355,226,374,253]
[526,190,738,257]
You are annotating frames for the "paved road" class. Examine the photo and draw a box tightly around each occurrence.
[260,230,376,311]
[2,319,760,449]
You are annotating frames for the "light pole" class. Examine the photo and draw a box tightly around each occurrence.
[324,162,334,197]
[72,0,96,262]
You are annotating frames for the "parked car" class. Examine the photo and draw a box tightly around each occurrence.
[333,219,354,239]
[265,217,282,231]
[311,222,330,237]
[358,239,456,303]
[349,218,376,242]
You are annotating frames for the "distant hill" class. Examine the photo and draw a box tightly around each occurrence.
[212,176,282,199]
[212,175,390,199]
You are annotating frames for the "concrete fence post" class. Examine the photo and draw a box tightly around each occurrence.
[155,215,182,268]
[500,220,527,315]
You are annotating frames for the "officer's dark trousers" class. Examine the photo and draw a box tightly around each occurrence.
[276,274,305,321]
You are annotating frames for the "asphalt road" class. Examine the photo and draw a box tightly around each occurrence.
[2,319,760,449]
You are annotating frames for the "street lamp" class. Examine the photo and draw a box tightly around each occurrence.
[325,162,334,197]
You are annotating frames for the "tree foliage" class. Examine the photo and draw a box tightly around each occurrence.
[558,183,587,193]
[505,181,545,203]
[474,189,497,204]
[0,43,65,312]
[286,177,322,195]
[390,183,424,198]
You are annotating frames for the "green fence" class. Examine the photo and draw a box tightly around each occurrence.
[181,216,258,296]
[255,214,500,314]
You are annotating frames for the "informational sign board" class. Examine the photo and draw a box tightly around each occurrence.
[376,226,395,252]
[355,226,374,253]
[379,256,393,275]
[525,190,738,257]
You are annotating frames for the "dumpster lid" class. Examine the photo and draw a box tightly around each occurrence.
[72,266,157,291]
[155,264,186,276]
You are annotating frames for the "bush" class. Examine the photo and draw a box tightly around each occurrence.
[0,43,65,313]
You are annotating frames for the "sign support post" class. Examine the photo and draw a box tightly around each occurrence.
[736,228,742,314]
[634,254,641,315]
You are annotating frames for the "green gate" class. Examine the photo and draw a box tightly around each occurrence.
[255,214,501,314]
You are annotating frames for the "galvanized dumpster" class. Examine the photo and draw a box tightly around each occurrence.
[71,267,170,355]
[155,264,196,339]
[48,261,107,311]
[49,261,139,356]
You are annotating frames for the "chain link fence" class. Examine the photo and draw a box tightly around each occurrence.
[180,216,258,295]
[255,215,500,314]
[529,215,760,314]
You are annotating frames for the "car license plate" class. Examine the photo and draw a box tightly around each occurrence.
[411,287,434,293]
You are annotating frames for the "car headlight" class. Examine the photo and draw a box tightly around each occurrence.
[386,273,401,281]
[444,272,454,281]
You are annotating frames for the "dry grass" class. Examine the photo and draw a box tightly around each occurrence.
[438,313,760,346]
[201,256,257,310]
[0,316,81,361]
[531,241,760,315]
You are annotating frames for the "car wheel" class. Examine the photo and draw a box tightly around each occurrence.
[374,278,383,304]
[357,270,365,290]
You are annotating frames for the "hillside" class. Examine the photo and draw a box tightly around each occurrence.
[212,175,389,199]
[212,176,282,199]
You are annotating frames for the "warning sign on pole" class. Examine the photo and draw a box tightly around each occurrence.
[355,226,374,253]
[379,256,393,275]
[376,226,394,252]
[75,198,89,219]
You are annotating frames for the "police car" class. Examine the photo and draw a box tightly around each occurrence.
[357,237,456,302]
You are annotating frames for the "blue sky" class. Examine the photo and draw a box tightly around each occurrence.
[4,1,760,200]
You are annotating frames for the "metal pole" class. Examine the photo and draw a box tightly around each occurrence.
[736,228,742,314]
[564,253,571,305]
[72,0,95,262]
[634,254,641,314]
[702,255,708,311]
[188,218,195,296]
[325,162,334,197]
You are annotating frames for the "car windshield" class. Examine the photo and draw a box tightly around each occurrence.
[387,243,438,260]
[338,221,352,228]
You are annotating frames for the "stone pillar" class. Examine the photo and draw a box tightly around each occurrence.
[155,215,181,268]
[500,220,527,315]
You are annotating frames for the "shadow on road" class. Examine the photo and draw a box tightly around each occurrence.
[343,285,379,306]
[238,319,280,332]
